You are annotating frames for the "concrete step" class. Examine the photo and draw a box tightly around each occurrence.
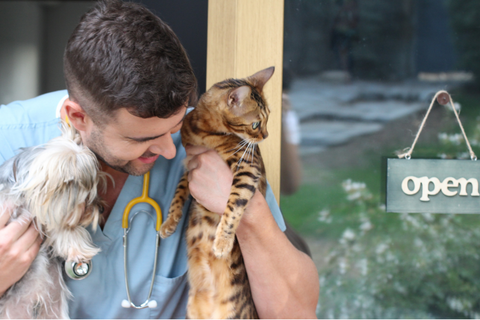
[300,120,383,146]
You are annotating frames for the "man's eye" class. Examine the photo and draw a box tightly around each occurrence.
[252,122,260,130]
[130,138,151,144]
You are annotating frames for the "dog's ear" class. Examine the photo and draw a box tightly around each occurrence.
[20,131,104,231]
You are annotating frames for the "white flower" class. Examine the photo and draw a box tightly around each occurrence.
[318,208,332,223]
[360,220,373,232]
[447,297,472,313]
[342,179,366,193]
[443,102,461,113]
[347,191,362,201]
[342,228,356,241]
[414,237,424,248]
[376,243,389,255]
[357,258,368,276]
[342,179,353,192]
[421,212,434,222]
[438,132,464,145]
[454,102,462,112]
[340,303,349,319]
[438,132,448,141]
[342,179,371,201]
[400,212,421,229]
[319,276,326,287]
[339,258,348,274]
[394,282,406,294]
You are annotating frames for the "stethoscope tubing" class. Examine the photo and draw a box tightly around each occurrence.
[121,171,163,309]
[122,228,160,309]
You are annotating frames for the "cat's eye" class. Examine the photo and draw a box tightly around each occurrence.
[252,122,260,130]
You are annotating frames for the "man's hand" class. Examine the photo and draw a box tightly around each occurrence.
[0,206,42,297]
[184,145,233,215]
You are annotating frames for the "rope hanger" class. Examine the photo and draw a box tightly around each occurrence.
[397,90,477,161]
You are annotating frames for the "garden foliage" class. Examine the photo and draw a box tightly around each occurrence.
[317,177,480,318]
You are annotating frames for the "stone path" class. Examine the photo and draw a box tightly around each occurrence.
[287,75,453,155]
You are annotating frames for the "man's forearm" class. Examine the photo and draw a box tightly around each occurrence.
[236,190,319,318]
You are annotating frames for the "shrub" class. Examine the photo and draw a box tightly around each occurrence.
[317,179,480,318]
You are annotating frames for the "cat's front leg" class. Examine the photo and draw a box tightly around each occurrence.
[212,171,259,258]
[160,172,190,238]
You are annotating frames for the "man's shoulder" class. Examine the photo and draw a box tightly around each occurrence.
[0,90,67,127]
[0,90,67,164]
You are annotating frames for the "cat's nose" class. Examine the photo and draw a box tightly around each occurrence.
[262,131,268,139]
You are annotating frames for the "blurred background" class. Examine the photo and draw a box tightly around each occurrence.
[0,0,208,104]
[3,0,480,318]
[282,1,480,318]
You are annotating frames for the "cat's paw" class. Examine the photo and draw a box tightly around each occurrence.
[212,236,234,258]
[159,219,178,239]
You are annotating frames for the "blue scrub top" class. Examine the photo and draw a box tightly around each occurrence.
[0,91,286,319]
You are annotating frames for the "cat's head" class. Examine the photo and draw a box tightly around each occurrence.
[202,66,275,143]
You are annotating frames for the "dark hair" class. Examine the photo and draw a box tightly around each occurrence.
[63,0,197,123]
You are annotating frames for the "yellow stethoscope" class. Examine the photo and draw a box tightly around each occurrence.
[63,115,163,309]
[121,171,163,309]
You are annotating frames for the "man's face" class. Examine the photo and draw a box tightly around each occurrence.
[83,107,187,176]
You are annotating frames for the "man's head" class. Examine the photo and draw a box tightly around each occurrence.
[62,0,197,175]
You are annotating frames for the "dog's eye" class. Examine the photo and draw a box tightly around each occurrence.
[252,122,260,130]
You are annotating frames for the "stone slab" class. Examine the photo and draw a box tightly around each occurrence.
[300,120,383,146]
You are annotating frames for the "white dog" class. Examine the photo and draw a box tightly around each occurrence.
[0,122,107,318]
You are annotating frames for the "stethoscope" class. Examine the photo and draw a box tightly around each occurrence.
[64,170,163,310]
[121,171,162,309]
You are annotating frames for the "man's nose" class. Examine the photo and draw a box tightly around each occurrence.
[149,135,177,160]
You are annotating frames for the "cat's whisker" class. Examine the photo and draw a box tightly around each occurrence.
[236,140,252,171]
[226,139,249,159]
[249,142,254,161]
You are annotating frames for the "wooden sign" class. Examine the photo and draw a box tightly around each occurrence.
[386,158,480,213]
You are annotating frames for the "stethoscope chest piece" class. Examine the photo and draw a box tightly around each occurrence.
[65,260,92,280]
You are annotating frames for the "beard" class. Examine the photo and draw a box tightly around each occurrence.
[85,127,155,176]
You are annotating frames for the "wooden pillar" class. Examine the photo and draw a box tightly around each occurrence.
[206,0,284,203]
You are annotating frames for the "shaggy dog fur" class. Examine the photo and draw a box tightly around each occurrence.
[0,123,107,318]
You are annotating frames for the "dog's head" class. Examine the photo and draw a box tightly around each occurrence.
[18,122,108,233]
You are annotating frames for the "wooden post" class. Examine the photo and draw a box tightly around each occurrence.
[206,0,284,203]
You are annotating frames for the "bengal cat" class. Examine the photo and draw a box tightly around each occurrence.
[159,67,275,319]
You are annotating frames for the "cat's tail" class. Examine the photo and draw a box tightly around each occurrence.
[160,171,190,238]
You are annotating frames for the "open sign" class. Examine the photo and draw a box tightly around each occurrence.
[386,158,480,213]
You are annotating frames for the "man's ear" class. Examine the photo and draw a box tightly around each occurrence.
[62,98,90,132]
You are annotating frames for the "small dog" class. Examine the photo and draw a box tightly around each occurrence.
[0,122,107,318]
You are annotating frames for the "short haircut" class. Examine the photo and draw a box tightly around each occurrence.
[63,0,197,124]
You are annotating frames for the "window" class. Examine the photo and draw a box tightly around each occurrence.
[282,0,480,318]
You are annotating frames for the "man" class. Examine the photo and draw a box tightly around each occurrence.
[0,0,319,318]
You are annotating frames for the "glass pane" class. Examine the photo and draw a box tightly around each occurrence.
[282,0,480,318]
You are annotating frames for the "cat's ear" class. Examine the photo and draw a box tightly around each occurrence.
[248,66,275,92]
[227,86,251,109]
